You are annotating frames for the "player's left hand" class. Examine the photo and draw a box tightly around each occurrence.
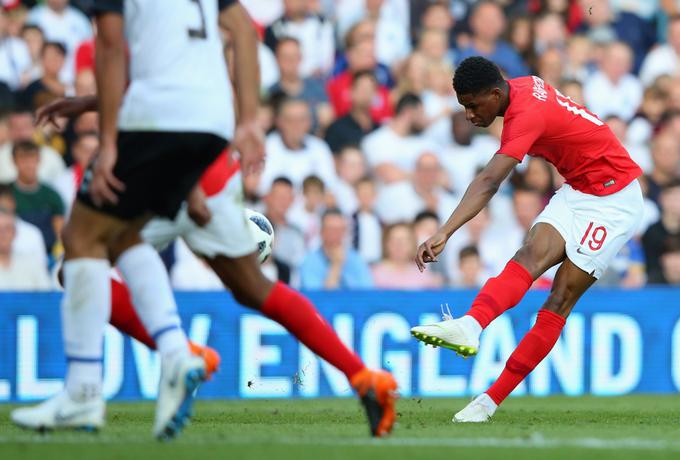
[90,144,125,206]
[234,120,265,176]
[415,230,448,272]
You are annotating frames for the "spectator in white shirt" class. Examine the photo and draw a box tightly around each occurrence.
[51,131,97,215]
[361,93,436,183]
[0,108,65,184]
[0,208,51,291]
[583,41,642,122]
[0,183,47,269]
[350,176,382,264]
[376,152,459,224]
[0,8,32,90]
[263,0,335,78]
[640,16,680,87]
[27,0,92,85]
[337,0,410,67]
[258,98,338,194]
[287,175,325,250]
[333,145,366,216]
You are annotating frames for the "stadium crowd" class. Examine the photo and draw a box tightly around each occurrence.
[1,0,680,290]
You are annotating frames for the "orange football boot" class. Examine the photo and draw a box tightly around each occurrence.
[350,368,398,437]
[188,341,221,380]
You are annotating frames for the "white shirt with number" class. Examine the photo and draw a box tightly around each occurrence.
[94,0,235,140]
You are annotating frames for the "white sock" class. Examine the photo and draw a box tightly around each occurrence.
[61,258,111,402]
[460,315,483,339]
[117,243,188,358]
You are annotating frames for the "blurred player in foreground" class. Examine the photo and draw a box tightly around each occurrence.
[412,57,643,422]
[16,105,397,440]
[10,0,261,440]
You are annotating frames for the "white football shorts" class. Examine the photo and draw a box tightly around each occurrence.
[141,171,257,259]
[533,179,644,279]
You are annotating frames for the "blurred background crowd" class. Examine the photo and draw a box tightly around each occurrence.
[1,0,680,291]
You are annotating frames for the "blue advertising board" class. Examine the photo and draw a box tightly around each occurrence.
[0,289,679,402]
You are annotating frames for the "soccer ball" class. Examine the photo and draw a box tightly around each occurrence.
[245,208,274,264]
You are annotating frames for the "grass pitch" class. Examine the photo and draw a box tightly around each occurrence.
[2,396,680,460]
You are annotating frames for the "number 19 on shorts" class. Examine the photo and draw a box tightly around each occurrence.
[580,222,607,251]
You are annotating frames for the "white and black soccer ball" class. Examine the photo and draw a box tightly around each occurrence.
[245,208,274,264]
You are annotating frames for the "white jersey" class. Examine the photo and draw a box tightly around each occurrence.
[94,0,235,140]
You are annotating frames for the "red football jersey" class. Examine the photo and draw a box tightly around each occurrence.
[498,76,642,196]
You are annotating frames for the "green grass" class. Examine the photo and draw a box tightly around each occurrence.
[2,396,680,460]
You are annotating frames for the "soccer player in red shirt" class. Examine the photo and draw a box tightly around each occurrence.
[412,56,644,422]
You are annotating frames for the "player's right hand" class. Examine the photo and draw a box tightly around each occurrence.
[234,120,265,176]
[90,144,125,206]
[35,96,93,129]
[415,230,448,272]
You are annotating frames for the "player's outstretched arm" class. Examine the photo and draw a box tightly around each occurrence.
[415,154,518,271]
[35,96,97,128]
[219,2,265,176]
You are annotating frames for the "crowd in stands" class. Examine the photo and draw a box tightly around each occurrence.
[1,0,680,290]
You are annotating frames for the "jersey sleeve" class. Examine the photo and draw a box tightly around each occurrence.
[219,0,238,10]
[496,109,546,161]
[91,0,123,15]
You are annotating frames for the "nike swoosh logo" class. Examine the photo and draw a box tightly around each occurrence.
[54,408,94,424]
[576,247,588,255]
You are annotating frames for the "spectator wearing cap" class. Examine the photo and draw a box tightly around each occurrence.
[263,0,334,78]
[0,207,51,291]
[299,209,373,290]
[324,70,379,154]
[268,37,333,135]
[456,1,530,78]
[258,98,338,195]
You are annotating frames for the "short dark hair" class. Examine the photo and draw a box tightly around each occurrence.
[0,183,13,198]
[459,245,480,260]
[271,176,294,188]
[352,69,377,87]
[321,207,344,222]
[453,56,504,96]
[661,178,680,193]
[12,140,39,157]
[275,36,300,52]
[42,41,67,57]
[414,210,439,225]
[302,175,324,192]
[395,93,422,115]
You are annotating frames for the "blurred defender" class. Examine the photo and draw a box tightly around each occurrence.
[11,0,263,440]
[412,57,643,422]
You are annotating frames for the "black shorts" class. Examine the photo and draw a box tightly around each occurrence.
[77,131,226,220]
